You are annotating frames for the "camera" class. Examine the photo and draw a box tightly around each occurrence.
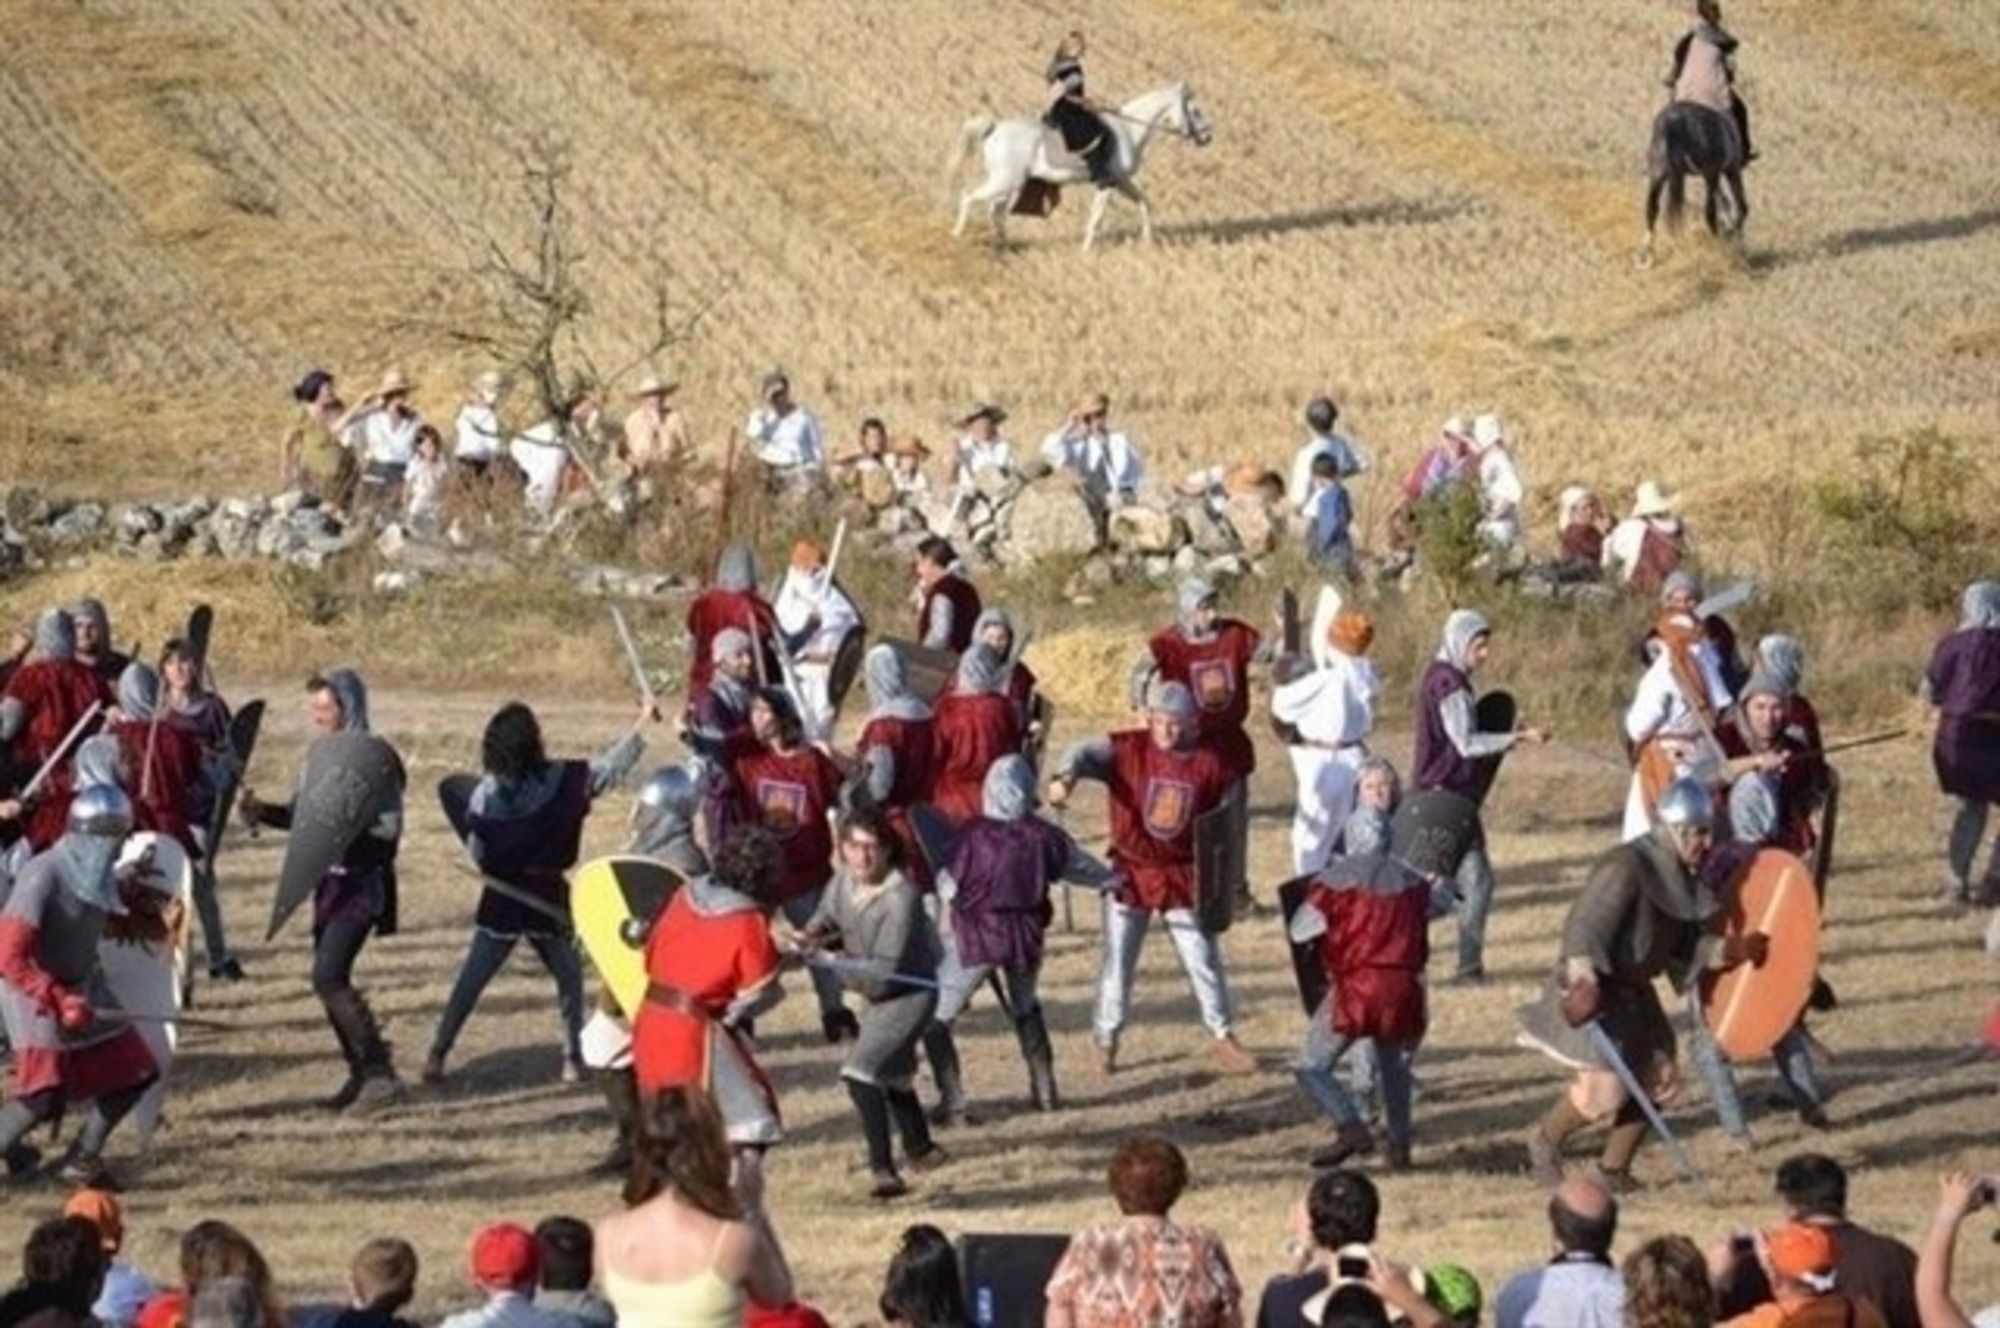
[1335,1244,1374,1281]
[1973,1179,1997,1209]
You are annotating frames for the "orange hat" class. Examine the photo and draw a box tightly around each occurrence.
[1764,1223,1837,1285]
[890,434,931,459]
[1328,611,1375,657]
[63,1189,122,1251]
[790,540,825,571]
[470,1223,540,1291]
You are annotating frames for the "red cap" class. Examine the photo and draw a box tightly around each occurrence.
[746,1301,832,1328]
[1765,1223,1837,1284]
[470,1224,540,1291]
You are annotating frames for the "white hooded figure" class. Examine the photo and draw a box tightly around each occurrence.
[1270,615,1380,875]
[1471,413,1524,557]
[773,548,862,741]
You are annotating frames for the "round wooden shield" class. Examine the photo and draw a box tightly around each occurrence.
[574,855,684,1017]
[1703,847,1821,1060]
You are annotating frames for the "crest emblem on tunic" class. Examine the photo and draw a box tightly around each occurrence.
[1142,777,1195,839]
[1189,657,1235,711]
[758,779,808,836]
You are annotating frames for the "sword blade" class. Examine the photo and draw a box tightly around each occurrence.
[97,1005,230,1031]
[1583,1020,1705,1189]
[21,701,104,802]
[609,606,659,713]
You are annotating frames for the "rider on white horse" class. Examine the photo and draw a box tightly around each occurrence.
[1044,29,1116,185]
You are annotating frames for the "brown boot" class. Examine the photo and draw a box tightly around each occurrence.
[1528,1096,1592,1188]
[1211,1035,1257,1076]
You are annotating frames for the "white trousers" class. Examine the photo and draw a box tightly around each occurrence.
[794,661,835,742]
[1092,896,1233,1044]
[1287,745,1366,875]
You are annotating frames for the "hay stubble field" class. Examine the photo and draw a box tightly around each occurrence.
[1,0,1998,1320]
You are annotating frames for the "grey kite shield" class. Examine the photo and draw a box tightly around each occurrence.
[266,731,403,940]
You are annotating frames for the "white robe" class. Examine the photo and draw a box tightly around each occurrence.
[775,566,862,740]
[1620,640,1732,840]
[1271,652,1379,874]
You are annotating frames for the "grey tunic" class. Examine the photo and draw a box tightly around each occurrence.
[1518,836,1714,1074]
[806,867,941,1089]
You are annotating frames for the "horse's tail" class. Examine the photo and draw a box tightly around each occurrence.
[944,111,997,198]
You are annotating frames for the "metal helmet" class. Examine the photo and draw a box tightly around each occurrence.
[68,781,135,840]
[630,764,699,850]
[56,782,135,914]
[1654,776,1715,831]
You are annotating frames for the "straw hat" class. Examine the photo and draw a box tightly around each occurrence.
[376,367,415,397]
[1074,391,1110,416]
[1632,479,1678,518]
[471,369,505,398]
[890,434,932,459]
[632,371,678,398]
[957,401,1008,428]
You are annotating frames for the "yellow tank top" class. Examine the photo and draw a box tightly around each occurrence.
[602,1225,742,1328]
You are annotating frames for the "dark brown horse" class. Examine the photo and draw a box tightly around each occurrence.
[1637,101,1748,268]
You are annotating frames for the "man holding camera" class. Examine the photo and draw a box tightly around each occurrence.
[744,371,825,485]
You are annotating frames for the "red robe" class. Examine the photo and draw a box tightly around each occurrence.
[3,659,108,850]
[685,589,780,694]
[113,719,203,854]
[1148,620,1262,777]
[730,744,843,901]
[632,889,780,1101]
[918,574,983,653]
[858,713,936,884]
[1101,731,1232,912]
[931,693,1023,824]
[1308,869,1431,1044]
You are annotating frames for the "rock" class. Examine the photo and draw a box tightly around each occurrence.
[1179,502,1236,556]
[875,505,924,536]
[373,571,417,596]
[973,467,1015,501]
[376,523,408,561]
[1171,545,1202,574]
[2,487,50,529]
[1221,494,1278,555]
[1003,482,1099,562]
[1016,458,1053,483]
[1204,554,1250,582]
[1109,505,1187,555]
[1142,555,1175,584]
[135,533,170,562]
[271,489,310,516]
[47,503,106,545]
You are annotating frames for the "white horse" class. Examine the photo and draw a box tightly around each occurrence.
[947,82,1213,250]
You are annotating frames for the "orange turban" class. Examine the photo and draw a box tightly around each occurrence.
[1328,611,1375,657]
[1764,1223,1836,1284]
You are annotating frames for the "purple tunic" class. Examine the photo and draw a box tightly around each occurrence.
[1412,660,1477,796]
[1926,627,2000,803]
[946,816,1072,969]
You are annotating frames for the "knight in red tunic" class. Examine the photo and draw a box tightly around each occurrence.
[0,783,160,1188]
[632,825,788,1172]
[913,537,982,654]
[930,646,1024,826]
[974,608,1039,720]
[855,645,937,887]
[685,543,781,695]
[724,688,856,1043]
[1,611,110,851]
[1047,681,1256,1076]
[107,664,203,856]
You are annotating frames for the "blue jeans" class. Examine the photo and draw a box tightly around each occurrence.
[431,927,585,1064]
[1687,989,1822,1137]
[1296,1007,1414,1153]
[1453,845,1496,976]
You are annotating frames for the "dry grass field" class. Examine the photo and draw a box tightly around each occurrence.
[2,0,1999,1320]
[6,686,1989,1322]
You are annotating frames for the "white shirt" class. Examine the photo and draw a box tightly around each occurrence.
[404,455,449,520]
[1494,1260,1627,1328]
[954,433,1014,486]
[454,401,504,463]
[1271,652,1377,747]
[355,405,423,467]
[509,422,570,512]
[1478,445,1525,518]
[438,1291,580,1328]
[775,566,862,660]
[1623,635,1732,747]
[1603,516,1690,582]
[1286,431,1368,510]
[1039,425,1144,501]
[745,404,825,470]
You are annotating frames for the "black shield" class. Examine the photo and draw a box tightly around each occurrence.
[1280,587,1302,656]
[1389,789,1482,880]
[826,628,869,712]
[879,637,960,705]
[186,603,214,676]
[267,732,403,940]
[607,857,683,948]
[202,699,264,866]
[438,772,478,843]
[1193,794,1244,935]
[1278,873,1330,1016]
[1469,690,1517,803]
[909,803,957,877]
[1022,692,1055,772]
[1811,767,1839,902]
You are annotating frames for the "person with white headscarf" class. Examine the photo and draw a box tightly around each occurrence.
[1922,581,2000,912]
[1411,609,1548,981]
[1270,610,1380,876]
[1622,579,1736,842]
[1470,413,1525,558]
[772,540,863,742]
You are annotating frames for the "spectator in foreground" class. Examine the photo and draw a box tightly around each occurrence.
[136,1220,282,1328]
[0,1217,108,1328]
[1621,1237,1712,1328]
[61,1190,155,1328]
[288,1238,421,1328]
[437,1225,572,1328]
[877,1225,967,1328]
[1044,1135,1242,1328]
[1494,1176,1623,1328]
[1422,1266,1483,1328]
[190,1279,262,1328]
[1714,1154,1919,1328]
[531,1219,613,1326]
[1914,1171,1999,1328]
[1259,1169,1380,1328]
[594,1087,793,1323]
[1721,1225,1885,1328]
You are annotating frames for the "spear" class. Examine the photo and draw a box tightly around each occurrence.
[19,703,104,802]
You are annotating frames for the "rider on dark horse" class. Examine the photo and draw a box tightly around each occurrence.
[1666,0,1755,162]
[1045,29,1117,185]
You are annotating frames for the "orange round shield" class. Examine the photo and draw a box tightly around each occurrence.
[1704,847,1822,1060]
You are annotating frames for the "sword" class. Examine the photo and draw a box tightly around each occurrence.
[1582,1020,1706,1192]
[1694,579,1755,621]
[1797,728,1909,759]
[19,702,104,803]
[452,863,573,928]
[803,952,943,991]
[609,605,659,718]
[96,1005,231,1031]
